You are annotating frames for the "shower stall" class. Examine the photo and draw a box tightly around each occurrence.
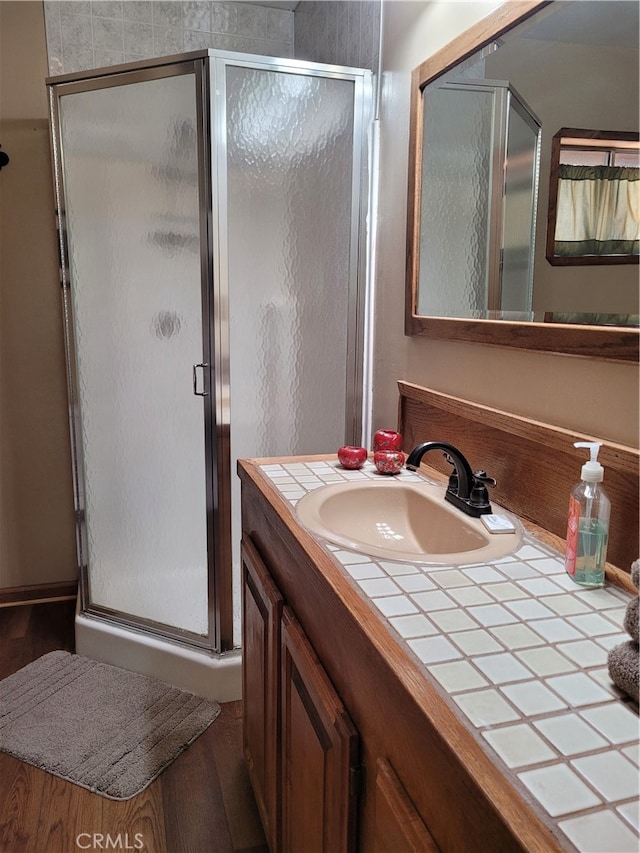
[47,51,371,701]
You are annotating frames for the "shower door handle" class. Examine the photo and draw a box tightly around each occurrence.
[193,363,209,396]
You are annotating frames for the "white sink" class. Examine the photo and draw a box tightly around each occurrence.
[295,479,521,564]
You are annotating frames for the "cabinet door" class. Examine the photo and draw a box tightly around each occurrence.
[281,607,359,853]
[374,758,440,852]
[242,537,283,851]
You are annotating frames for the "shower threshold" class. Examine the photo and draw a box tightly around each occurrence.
[75,605,242,703]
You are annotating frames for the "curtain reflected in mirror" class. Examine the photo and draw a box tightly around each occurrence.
[547,128,640,265]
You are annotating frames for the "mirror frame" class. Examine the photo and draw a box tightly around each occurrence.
[405,0,639,363]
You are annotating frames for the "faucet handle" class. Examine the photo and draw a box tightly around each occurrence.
[470,471,496,510]
[473,470,496,488]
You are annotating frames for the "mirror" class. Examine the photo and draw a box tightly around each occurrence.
[406,0,639,361]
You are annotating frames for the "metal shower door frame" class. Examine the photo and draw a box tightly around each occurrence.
[47,56,224,652]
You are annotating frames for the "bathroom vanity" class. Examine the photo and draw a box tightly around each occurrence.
[238,455,639,853]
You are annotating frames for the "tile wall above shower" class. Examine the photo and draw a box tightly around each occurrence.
[43,1,295,76]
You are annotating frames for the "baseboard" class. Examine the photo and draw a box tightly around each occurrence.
[0,581,78,607]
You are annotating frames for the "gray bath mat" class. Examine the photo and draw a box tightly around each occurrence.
[0,650,221,800]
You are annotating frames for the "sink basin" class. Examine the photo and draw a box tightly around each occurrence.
[295,479,521,564]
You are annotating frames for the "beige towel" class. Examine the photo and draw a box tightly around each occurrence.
[607,640,639,703]
[624,596,639,643]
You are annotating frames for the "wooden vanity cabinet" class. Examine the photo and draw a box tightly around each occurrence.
[239,460,563,853]
[241,537,359,853]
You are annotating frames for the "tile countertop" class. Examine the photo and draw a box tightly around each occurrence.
[258,459,640,853]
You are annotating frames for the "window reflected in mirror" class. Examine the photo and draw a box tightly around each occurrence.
[546,128,640,265]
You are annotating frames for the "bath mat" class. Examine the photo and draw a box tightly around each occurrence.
[0,650,221,800]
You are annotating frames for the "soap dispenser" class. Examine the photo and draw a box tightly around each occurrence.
[565,441,610,588]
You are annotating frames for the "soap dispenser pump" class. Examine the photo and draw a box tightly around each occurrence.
[565,441,610,587]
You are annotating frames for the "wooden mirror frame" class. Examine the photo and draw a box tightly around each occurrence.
[405,0,639,363]
[546,127,640,267]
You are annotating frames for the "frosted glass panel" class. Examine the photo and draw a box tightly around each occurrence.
[501,104,537,312]
[225,66,357,645]
[59,72,209,635]
[418,87,494,317]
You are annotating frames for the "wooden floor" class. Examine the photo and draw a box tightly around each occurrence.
[0,600,268,853]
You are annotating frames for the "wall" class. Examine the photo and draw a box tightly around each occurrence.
[294,0,381,71]
[0,2,76,589]
[374,0,639,449]
[43,0,294,75]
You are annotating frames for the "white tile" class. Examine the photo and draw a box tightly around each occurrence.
[622,743,640,766]
[546,673,614,707]
[530,619,584,643]
[589,666,630,698]
[516,545,548,560]
[617,800,640,832]
[389,614,438,639]
[484,582,528,602]
[473,652,533,685]
[580,703,640,745]
[428,660,488,693]
[500,562,541,580]
[357,577,400,598]
[505,599,555,620]
[490,623,544,649]
[595,632,629,651]
[454,688,521,727]
[483,723,556,768]
[517,577,565,597]
[429,609,479,633]
[518,764,601,817]
[379,560,419,576]
[576,588,633,610]
[606,607,628,628]
[394,574,436,593]
[528,557,565,575]
[373,596,419,618]
[449,629,503,656]
[572,752,640,801]
[557,640,608,668]
[501,681,567,716]
[568,612,621,636]
[334,550,372,566]
[533,714,608,756]
[538,594,593,616]
[408,635,462,665]
[447,586,494,607]
[279,487,305,498]
[515,647,577,677]
[344,563,384,580]
[463,566,505,583]
[559,810,639,852]
[411,590,456,612]
[553,572,592,591]
[430,569,473,588]
[467,604,518,627]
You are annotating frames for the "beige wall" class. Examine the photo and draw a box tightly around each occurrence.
[0,2,76,588]
[374,0,639,449]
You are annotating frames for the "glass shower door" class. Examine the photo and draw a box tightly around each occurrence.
[52,65,212,643]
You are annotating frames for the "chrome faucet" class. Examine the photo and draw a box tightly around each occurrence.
[405,441,496,517]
